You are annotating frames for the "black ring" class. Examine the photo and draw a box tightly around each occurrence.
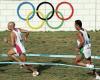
[36,2,54,20]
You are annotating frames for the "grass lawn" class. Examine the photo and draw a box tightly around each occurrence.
[0,31,100,80]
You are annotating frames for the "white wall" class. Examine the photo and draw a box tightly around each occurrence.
[0,0,100,31]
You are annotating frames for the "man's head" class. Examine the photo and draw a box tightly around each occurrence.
[75,20,82,30]
[8,21,15,31]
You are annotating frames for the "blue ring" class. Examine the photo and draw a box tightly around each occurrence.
[17,2,35,20]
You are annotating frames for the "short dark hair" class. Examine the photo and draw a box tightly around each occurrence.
[75,20,82,28]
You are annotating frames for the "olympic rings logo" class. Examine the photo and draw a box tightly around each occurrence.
[17,1,74,29]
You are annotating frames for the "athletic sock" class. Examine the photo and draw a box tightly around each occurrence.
[86,64,94,69]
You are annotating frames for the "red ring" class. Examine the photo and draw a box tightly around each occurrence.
[56,2,74,20]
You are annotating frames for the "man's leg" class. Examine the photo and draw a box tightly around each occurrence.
[86,57,94,68]
[75,54,86,66]
[8,49,21,62]
[86,57,100,79]
[86,57,99,75]
[19,54,38,73]
[19,54,39,76]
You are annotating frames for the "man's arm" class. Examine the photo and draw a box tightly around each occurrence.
[10,32,16,47]
[77,32,84,49]
[24,32,29,42]
[18,28,29,33]
[18,28,30,42]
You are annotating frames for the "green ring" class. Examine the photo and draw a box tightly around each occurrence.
[45,10,64,29]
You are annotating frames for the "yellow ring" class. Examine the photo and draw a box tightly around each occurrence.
[26,11,45,29]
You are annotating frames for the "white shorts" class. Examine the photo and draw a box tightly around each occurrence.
[83,44,91,59]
